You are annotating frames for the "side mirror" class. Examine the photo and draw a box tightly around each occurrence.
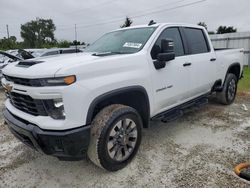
[154,39,175,70]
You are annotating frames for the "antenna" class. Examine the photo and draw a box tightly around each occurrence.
[75,24,78,52]
[6,25,9,39]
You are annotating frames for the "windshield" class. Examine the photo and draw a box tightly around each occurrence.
[85,27,156,54]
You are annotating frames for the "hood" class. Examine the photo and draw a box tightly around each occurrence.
[2,52,101,78]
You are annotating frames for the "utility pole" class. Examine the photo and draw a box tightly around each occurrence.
[6,25,9,39]
[75,24,78,52]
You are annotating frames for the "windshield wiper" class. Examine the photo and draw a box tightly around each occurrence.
[92,51,130,56]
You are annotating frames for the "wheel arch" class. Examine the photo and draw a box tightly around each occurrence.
[86,86,150,128]
[225,62,241,82]
[214,63,241,92]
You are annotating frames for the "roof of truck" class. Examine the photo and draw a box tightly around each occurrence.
[114,23,204,32]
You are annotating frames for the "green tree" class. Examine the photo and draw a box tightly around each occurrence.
[57,40,71,48]
[216,26,237,34]
[120,17,133,28]
[20,18,56,48]
[197,22,208,30]
[0,36,18,50]
[72,40,80,46]
[208,31,215,35]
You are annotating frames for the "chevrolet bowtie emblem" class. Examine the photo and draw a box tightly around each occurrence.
[3,83,13,93]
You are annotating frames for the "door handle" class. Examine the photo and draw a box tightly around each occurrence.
[183,62,192,67]
[210,58,216,62]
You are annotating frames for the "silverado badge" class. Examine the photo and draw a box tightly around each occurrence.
[3,83,13,93]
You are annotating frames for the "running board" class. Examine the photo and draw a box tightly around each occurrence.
[195,97,208,107]
[161,110,184,123]
[151,95,209,123]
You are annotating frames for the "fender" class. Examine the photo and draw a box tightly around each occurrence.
[86,86,150,127]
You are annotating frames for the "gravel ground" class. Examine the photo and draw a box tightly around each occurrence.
[0,91,249,188]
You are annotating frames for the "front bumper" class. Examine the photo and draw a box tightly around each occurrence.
[3,108,91,160]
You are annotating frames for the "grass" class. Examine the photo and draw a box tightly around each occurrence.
[238,67,250,92]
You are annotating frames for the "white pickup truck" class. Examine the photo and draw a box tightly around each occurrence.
[2,23,244,171]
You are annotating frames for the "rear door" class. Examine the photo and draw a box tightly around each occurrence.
[181,27,217,98]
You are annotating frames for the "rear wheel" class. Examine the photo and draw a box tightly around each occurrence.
[216,73,238,105]
[87,104,142,171]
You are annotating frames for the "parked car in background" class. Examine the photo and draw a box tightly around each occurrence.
[0,51,22,63]
[0,49,35,81]
[24,49,47,54]
[0,51,22,81]
[32,48,82,58]
[6,49,34,60]
[1,48,82,80]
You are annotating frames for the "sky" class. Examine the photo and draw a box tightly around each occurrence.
[1,0,250,43]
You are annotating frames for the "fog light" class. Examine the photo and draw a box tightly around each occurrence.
[45,98,65,119]
[54,99,64,108]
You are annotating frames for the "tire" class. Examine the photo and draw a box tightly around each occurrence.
[87,104,142,171]
[216,73,238,105]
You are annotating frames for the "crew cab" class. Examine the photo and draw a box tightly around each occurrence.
[2,23,244,171]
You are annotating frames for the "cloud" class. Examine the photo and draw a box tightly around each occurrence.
[1,0,250,43]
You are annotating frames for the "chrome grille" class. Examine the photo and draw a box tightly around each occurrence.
[4,75,41,87]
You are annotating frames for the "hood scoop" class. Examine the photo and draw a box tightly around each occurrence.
[17,60,44,68]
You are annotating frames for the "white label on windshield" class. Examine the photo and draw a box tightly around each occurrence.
[123,42,142,49]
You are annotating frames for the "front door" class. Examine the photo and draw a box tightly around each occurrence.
[149,27,192,115]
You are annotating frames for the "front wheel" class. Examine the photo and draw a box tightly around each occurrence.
[216,73,238,105]
[87,104,142,171]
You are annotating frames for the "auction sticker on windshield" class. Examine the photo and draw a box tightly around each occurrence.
[123,42,142,49]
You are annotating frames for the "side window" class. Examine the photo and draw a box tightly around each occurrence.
[151,27,184,59]
[183,28,209,54]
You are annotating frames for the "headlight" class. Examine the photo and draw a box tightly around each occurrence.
[44,98,65,119]
[40,75,76,86]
